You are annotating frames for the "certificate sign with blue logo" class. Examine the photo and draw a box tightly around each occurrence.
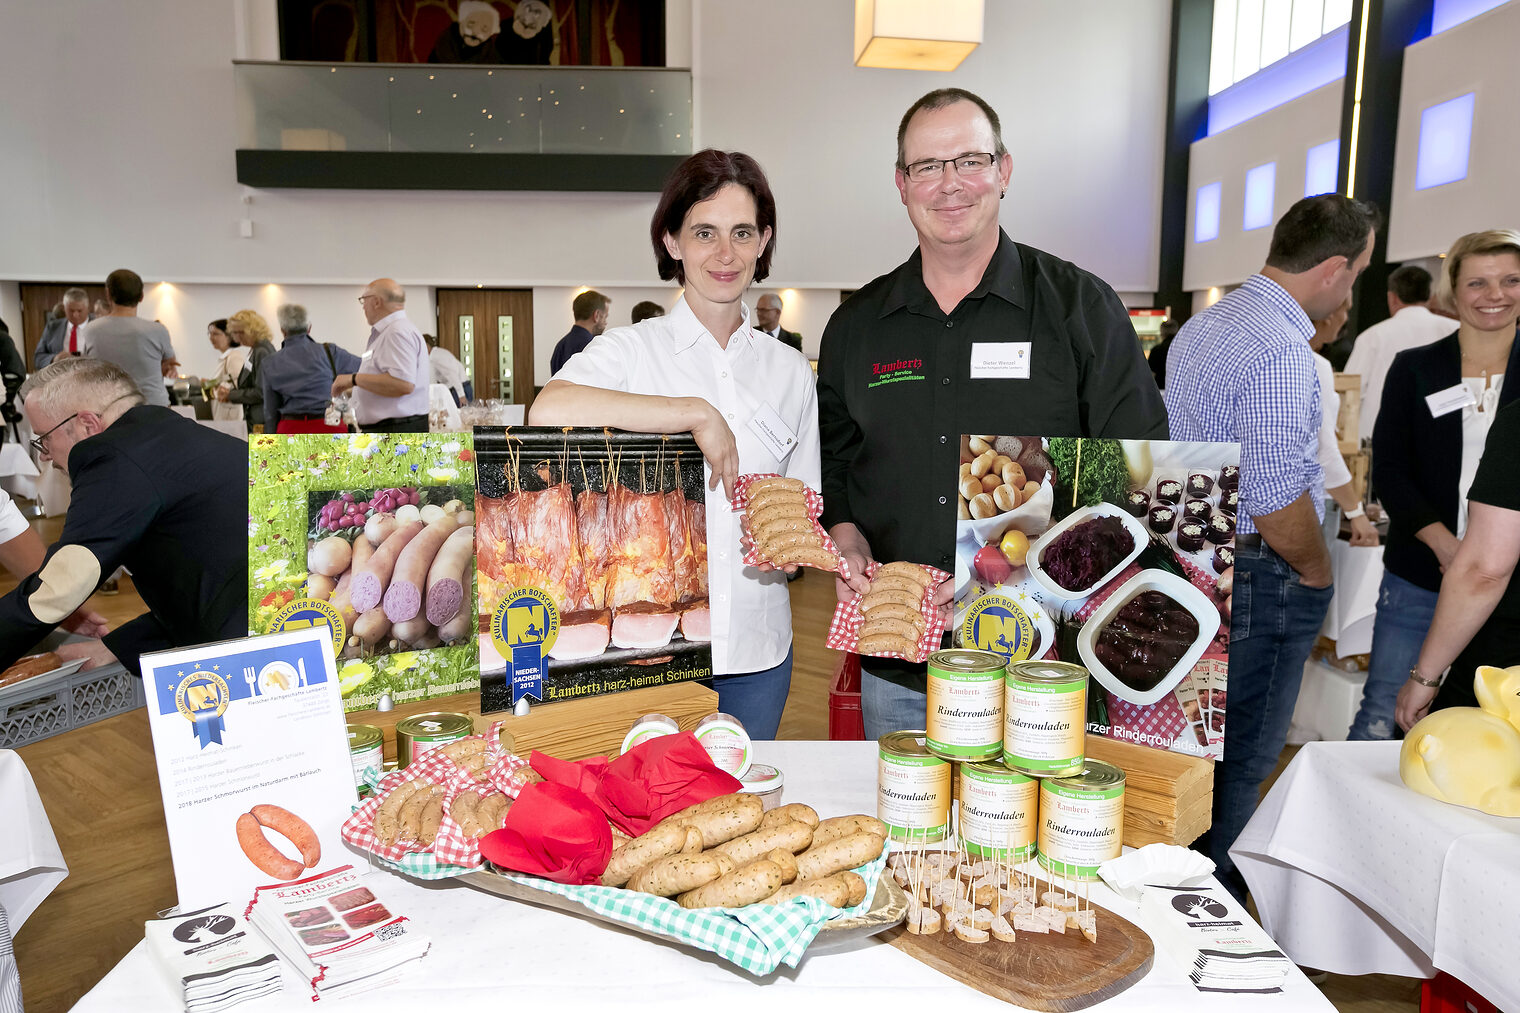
[141,627,357,909]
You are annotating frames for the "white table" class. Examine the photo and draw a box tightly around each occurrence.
[1232,741,1520,1010]
[1,750,69,1011]
[73,741,1329,1011]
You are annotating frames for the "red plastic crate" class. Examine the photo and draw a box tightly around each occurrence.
[828,652,864,741]
[1422,973,1499,1013]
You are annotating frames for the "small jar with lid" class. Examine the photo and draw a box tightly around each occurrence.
[739,764,784,809]
[621,713,680,755]
[694,712,753,778]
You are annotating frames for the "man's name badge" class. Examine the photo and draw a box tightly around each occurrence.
[970,342,1032,380]
[747,402,798,460]
[1426,383,1478,418]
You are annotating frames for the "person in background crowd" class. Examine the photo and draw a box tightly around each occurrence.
[1375,230,1520,728]
[331,278,430,433]
[428,0,501,64]
[217,309,276,430]
[754,293,802,351]
[426,333,470,405]
[206,319,249,424]
[1166,193,1380,903]
[77,270,178,406]
[818,88,1168,737]
[1309,297,1379,547]
[262,304,360,434]
[33,288,91,369]
[0,319,25,434]
[91,298,110,319]
[1344,264,1454,444]
[0,358,246,675]
[630,300,665,325]
[532,149,818,739]
[1147,318,1180,391]
[549,289,611,375]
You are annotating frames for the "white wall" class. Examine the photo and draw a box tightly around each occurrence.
[1386,0,1520,261]
[1183,80,1344,291]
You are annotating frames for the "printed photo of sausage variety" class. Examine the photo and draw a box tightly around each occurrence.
[304,485,476,658]
[953,437,1238,762]
[473,430,715,712]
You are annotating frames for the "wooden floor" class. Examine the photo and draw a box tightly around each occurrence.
[5,519,1418,1012]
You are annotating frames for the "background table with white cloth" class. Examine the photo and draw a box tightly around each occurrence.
[72,740,1331,1012]
[1290,541,1384,743]
[1232,740,1520,1011]
[1,749,69,1010]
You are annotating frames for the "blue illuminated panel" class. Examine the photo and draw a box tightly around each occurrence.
[1304,139,1340,196]
[1243,163,1277,231]
[1415,92,1476,190]
[1208,25,1348,136]
[1195,181,1222,243]
[1432,0,1511,34]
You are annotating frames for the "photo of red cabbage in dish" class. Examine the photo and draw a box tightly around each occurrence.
[1042,515,1134,591]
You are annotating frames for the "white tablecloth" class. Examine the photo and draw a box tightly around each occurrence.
[0,750,68,930]
[1232,741,1520,1009]
[1321,541,1383,658]
[72,740,1328,1012]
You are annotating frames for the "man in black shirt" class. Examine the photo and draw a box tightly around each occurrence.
[817,88,1168,735]
[549,289,611,375]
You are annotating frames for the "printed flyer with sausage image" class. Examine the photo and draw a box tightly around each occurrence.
[141,626,357,910]
[951,436,1238,761]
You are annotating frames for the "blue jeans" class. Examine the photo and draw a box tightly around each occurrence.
[1349,571,1437,740]
[861,666,927,741]
[1204,540,1333,904]
[712,648,793,740]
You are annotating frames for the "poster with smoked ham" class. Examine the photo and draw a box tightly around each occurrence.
[474,428,713,713]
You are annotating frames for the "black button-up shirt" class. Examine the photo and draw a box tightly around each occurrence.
[817,230,1168,575]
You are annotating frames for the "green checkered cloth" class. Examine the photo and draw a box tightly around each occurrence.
[504,852,889,975]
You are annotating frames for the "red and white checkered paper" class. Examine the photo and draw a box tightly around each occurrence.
[734,472,853,581]
[340,721,530,867]
[825,560,952,664]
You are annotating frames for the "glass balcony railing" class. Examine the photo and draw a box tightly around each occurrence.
[234,61,692,156]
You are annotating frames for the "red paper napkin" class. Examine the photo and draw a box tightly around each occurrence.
[531,732,743,837]
[478,781,613,885]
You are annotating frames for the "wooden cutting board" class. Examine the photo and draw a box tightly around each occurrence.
[888,882,1154,1011]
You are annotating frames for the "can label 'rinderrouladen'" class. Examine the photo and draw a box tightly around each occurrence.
[877,730,951,843]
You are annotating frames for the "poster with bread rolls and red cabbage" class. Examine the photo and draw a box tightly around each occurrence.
[248,433,480,713]
[472,428,714,713]
[140,626,356,909]
[952,436,1239,761]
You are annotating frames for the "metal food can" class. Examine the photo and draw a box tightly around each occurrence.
[1003,660,1088,777]
[1036,759,1125,880]
[958,760,1038,862]
[925,649,1006,762]
[395,712,473,768]
[347,724,384,798]
[877,730,952,843]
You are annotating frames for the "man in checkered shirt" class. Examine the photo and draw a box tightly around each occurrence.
[1165,194,1380,903]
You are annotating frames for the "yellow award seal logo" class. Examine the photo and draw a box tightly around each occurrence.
[271,598,346,656]
[960,593,1037,662]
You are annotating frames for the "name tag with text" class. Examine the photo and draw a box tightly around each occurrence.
[1426,383,1477,418]
[747,402,798,460]
[970,342,1031,380]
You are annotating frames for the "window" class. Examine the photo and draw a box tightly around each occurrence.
[1304,139,1340,196]
[1243,163,1277,230]
[1195,182,1223,243]
[1210,0,1354,95]
[1414,92,1476,190]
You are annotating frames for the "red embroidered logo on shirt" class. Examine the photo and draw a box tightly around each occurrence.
[868,358,926,389]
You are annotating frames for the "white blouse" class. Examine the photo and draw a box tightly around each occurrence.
[1457,374,1503,539]
[1313,353,1352,489]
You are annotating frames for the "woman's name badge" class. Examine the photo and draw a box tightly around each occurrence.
[747,402,797,460]
[1426,383,1477,418]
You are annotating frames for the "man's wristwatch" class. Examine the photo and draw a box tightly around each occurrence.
[350,373,358,389]
[1408,665,1443,688]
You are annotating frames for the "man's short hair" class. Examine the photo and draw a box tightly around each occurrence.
[630,300,665,324]
[896,88,1008,169]
[105,268,144,307]
[276,303,309,333]
[371,279,405,306]
[19,356,145,418]
[62,287,89,307]
[1265,195,1382,274]
[1387,265,1432,304]
[424,333,439,349]
[1436,229,1520,314]
[573,290,610,321]
[651,149,777,285]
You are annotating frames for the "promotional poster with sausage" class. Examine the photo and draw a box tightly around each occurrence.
[248,433,480,713]
[951,436,1239,762]
[141,626,356,910]
[473,429,714,713]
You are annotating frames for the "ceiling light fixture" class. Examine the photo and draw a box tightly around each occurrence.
[853,0,983,72]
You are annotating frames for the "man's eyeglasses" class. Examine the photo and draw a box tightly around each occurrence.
[30,414,79,456]
[900,152,996,182]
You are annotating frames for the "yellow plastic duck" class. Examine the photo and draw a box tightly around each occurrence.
[1400,665,1520,817]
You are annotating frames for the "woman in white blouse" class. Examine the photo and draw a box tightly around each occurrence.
[1309,296,1380,548]
[530,150,818,738]
[207,319,249,424]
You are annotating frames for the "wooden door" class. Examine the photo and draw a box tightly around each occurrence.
[434,289,535,411]
[17,282,109,367]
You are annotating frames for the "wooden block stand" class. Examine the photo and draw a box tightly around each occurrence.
[1084,736,1213,848]
[345,680,719,765]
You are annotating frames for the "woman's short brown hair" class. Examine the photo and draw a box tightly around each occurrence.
[650,149,776,285]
